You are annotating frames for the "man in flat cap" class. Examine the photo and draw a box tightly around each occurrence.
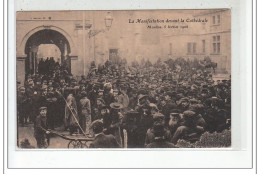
[34,107,50,148]
[89,120,120,148]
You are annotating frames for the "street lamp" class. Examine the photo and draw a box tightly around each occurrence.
[89,11,113,38]
[104,11,113,31]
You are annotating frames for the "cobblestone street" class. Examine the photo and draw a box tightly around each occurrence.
[18,124,72,148]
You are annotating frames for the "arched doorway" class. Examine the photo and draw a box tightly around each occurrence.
[24,29,71,76]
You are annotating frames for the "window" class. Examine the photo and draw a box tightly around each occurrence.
[212,14,220,25]
[193,43,196,53]
[187,42,197,54]
[109,49,119,62]
[212,16,216,25]
[169,43,172,55]
[212,36,220,54]
[187,43,192,54]
[217,15,221,24]
[202,40,206,53]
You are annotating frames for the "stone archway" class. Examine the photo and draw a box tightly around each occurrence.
[17,26,76,85]
[17,25,77,58]
[25,29,71,75]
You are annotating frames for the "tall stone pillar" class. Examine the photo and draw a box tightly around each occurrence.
[17,57,26,86]
[28,51,33,74]
[29,46,38,75]
[63,43,72,74]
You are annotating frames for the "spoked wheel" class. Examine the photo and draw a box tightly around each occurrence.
[81,141,89,148]
[68,140,83,148]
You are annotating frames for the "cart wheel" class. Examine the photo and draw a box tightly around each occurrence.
[81,141,89,148]
[68,140,82,148]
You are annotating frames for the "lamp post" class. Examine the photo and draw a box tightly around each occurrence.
[89,11,113,38]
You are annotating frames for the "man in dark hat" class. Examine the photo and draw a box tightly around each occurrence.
[168,111,183,135]
[177,97,190,113]
[25,80,36,123]
[97,89,104,99]
[204,97,228,132]
[92,98,105,121]
[79,75,87,85]
[108,102,124,147]
[112,89,119,102]
[144,113,171,147]
[34,107,50,148]
[171,110,204,144]
[160,92,177,126]
[146,125,176,148]
[189,103,207,129]
[103,83,115,106]
[89,120,119,148]
[135,95,154,147]
[121,110,140,148]
[46,87,58,130]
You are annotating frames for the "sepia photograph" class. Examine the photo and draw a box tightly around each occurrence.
[16,9,231,149]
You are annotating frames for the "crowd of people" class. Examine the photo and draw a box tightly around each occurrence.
[17,56,231,148]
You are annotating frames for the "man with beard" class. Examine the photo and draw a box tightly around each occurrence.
[177,97,190,113]
[135,95,153,147]
[168,111,182,135]
[159,92,177,127]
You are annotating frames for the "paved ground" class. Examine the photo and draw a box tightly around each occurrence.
[18,124,85,148]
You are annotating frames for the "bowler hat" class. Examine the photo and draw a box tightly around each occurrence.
[183,110,196,120]
[110,102,123,109]
[152,112,165,120]
[39,106,47,111]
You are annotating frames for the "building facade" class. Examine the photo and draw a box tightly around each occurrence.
[16,10,231,85]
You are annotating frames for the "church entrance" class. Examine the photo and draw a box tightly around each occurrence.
[24,29,72,76]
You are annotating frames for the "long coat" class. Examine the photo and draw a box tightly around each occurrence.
[64,95,79,128]
[34,115,48,148]
[78,96,91,133]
